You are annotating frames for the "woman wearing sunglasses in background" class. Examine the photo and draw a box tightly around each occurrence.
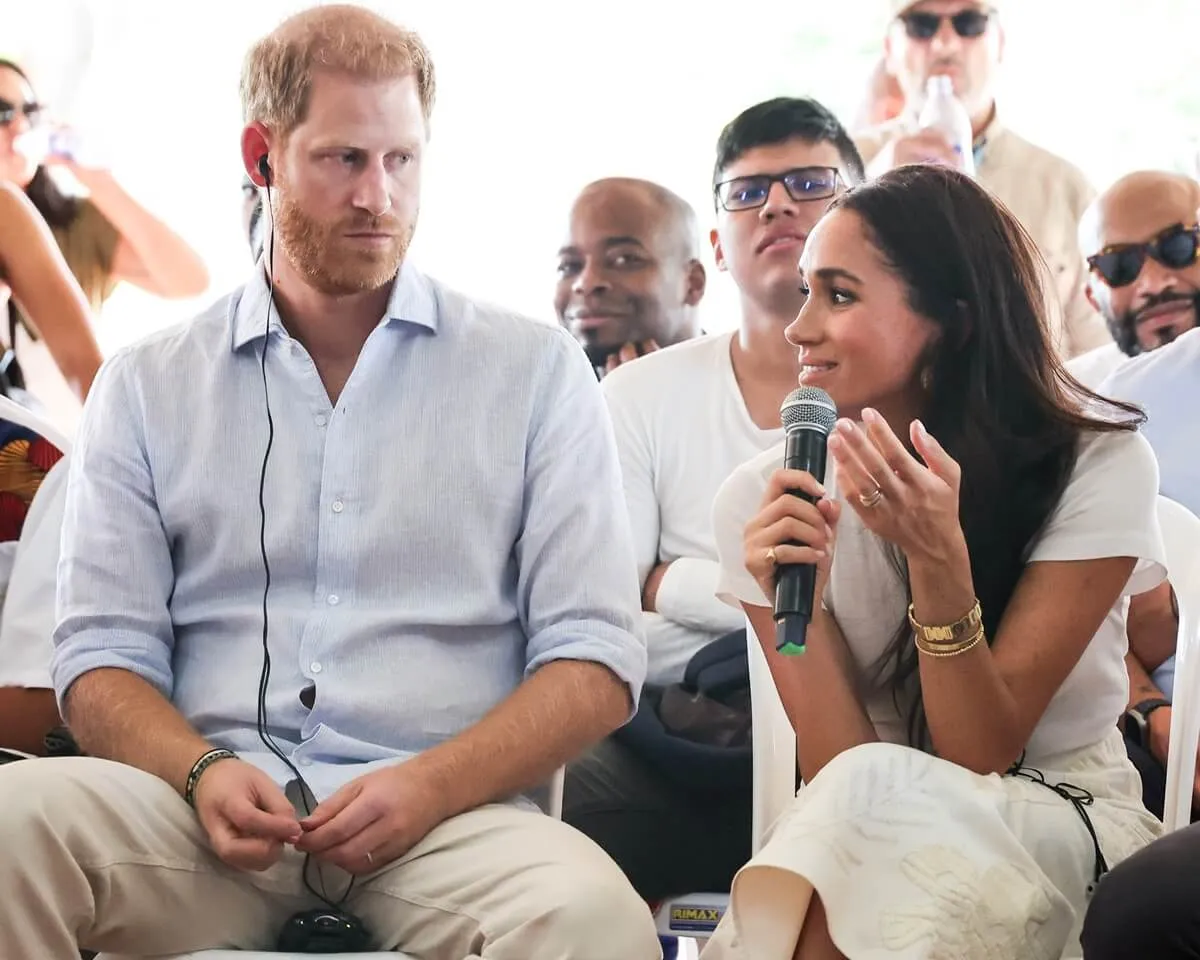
[0,60,207,430]
[698,165,1164,960]
[0,180,101,402]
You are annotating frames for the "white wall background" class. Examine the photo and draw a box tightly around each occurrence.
[2,0,1198,350]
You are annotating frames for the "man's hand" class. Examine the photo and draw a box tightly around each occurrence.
[296,762,448,875]
[873,129,963,173]
[604,340,659,375]
[642,561,673,613]
[193,758,303,872]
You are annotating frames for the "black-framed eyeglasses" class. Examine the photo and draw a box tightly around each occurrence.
[714,166,841,212]
[899,8,993,40]
[0,98,44,128]
[1087,223,1200,288]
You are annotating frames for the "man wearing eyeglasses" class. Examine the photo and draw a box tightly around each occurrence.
[564,97,864,912]
[856,0,1110,361]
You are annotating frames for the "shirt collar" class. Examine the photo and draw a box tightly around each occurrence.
[972,104,1003,167]
[230,259,440,352]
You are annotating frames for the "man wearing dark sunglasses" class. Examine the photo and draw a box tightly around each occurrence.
[1080,171,1200,359]
[1083,172,1200,835]
[855,0,1111,361]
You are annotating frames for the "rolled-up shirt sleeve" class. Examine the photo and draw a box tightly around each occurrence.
[51,353,176,710]
[516,330,647,710]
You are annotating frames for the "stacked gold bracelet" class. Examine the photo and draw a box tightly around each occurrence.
[908,600,985,658]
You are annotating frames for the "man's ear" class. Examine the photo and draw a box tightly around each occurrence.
[684,259,707,306]
[710,228,727,273]
[883,31,898,79]
[241,122,273,187]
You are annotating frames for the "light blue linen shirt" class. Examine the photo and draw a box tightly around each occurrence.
[52,263,646,802]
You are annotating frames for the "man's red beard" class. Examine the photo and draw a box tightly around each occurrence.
[272,184,414,296]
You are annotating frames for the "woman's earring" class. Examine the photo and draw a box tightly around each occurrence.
[920,366,933,391]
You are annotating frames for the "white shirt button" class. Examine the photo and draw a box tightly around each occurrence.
[327,594,340,606]
[310,662,322,674]
[315,414,328,427]
[331,499,344,514]
[298,757,312,767]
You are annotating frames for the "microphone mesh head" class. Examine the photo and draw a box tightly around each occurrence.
[780,386,838,436]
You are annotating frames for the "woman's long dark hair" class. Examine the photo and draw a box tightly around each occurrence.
[0,59,79,228]
[831,165,1144,748]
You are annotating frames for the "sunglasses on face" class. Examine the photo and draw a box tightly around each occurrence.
[0,98,44,127]
[1087,223,1200,288]
[899,8,993,40]
[714,166,841,212]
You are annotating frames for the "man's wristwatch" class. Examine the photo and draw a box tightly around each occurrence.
[1125,697,1172,748]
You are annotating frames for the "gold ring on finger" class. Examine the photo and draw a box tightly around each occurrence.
[858,488,883,508]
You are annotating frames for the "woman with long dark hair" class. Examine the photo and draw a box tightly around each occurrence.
[701,165,1164,960]
[0,60,206,424]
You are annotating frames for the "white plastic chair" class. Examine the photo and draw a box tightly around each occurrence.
[1158,496,1200,832]
[99,768,565,960]
[653,618,797,956]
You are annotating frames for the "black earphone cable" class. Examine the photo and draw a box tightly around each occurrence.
[256,169,355,910]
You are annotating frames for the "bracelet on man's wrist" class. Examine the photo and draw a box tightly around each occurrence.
[184,748,237,808]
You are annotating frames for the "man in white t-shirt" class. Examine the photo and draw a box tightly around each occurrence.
[554,178,705,378]
[563,97,866,905]
[0,395,70,759]
[1068,171,1200,389]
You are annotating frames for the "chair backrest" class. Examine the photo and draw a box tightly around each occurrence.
[539,765,565,819]
[745,615,797,852]
[653,620,795,943]
[1158,496,1200,831]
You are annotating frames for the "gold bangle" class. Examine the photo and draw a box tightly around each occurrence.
[916,627,985,658]
[907,599,982,645]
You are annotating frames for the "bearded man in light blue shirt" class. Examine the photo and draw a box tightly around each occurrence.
[0,6,657,959]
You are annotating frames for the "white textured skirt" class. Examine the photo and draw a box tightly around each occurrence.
[700,728,1161,960]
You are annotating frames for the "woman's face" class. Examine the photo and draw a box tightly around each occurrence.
[0,67,41,187]
[787,207,939,425]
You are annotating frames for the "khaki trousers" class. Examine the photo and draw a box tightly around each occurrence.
[0,757,660,959]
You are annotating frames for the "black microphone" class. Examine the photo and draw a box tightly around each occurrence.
[774,386,838,655]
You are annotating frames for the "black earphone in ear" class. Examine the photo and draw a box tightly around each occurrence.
[257,154,271,184]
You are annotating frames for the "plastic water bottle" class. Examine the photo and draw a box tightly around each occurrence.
[13,126,100,168]
[917,75,975,176]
